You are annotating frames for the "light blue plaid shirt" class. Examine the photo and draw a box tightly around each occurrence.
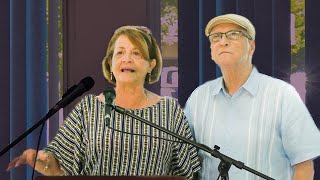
[184,67,320,180]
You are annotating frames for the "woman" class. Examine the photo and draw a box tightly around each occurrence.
[7,26,200,179]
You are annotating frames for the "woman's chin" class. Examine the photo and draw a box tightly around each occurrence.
[117,79,141,85]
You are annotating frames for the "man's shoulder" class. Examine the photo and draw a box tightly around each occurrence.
[194,78,221,92]
[257,73,293,88]
[188,78,221,101]
[255,73,298,99]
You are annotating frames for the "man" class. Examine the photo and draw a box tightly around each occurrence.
[184,13,320,180]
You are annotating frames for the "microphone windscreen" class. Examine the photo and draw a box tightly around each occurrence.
[79,76,95,91]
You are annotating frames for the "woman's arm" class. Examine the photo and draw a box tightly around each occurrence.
[7,149,64,176]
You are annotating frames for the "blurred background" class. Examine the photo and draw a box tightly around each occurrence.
[0,0,319,179]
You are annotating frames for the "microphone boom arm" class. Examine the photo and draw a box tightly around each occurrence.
[0,107,57,157]
[0,76,94,158]
[112,105,275,180]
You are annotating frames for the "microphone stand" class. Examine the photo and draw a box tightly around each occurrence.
[0,106,59,157]
[112,105,275,180]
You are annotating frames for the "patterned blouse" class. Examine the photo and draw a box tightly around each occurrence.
[44,95,200,179]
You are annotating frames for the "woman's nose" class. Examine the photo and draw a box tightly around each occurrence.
[121,53,133,62]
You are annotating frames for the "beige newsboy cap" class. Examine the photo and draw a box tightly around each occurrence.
[205,13,256,40]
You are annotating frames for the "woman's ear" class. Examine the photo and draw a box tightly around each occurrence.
[108,58,112,70]
[149,59,156,72]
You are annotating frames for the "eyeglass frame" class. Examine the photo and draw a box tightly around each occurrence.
[208,30,253,43]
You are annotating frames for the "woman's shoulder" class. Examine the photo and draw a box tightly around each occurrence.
[146,91,161,105]
[78,94,99,104]
[142,90,179,109]
[160,96,178,103]
[73,94,101,111]
[158,96,183,109]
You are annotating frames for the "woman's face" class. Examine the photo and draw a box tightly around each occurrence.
[110,35,156,86]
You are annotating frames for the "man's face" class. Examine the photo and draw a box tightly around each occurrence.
[209,23,255,69]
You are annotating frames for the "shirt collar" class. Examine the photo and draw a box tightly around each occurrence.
[210,66,260,97]
[242,67,259,97]
[211,77,224,96]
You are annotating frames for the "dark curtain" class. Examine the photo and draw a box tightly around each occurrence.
[178,0,200,105]
[0,1,48,180]
[0,0,11,179]
[305,0,320,178]
[178,0,319,179]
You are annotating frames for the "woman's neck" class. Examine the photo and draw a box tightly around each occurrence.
[115,85,149,109]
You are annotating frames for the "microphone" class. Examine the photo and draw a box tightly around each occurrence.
[103,87,116,126]
[53,76,95,111]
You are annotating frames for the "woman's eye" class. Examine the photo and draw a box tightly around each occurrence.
[133,52,139,55]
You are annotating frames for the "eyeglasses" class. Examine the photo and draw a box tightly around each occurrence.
[208,30,252,43]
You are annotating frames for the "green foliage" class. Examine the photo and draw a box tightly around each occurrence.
[291,0,305,72]
[46,0,64,96]
[160,0,178,46]
[161,0,177,11]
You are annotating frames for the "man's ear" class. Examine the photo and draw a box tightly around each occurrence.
[249,40,255,56]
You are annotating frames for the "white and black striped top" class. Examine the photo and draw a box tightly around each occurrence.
[44,95,200,179]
